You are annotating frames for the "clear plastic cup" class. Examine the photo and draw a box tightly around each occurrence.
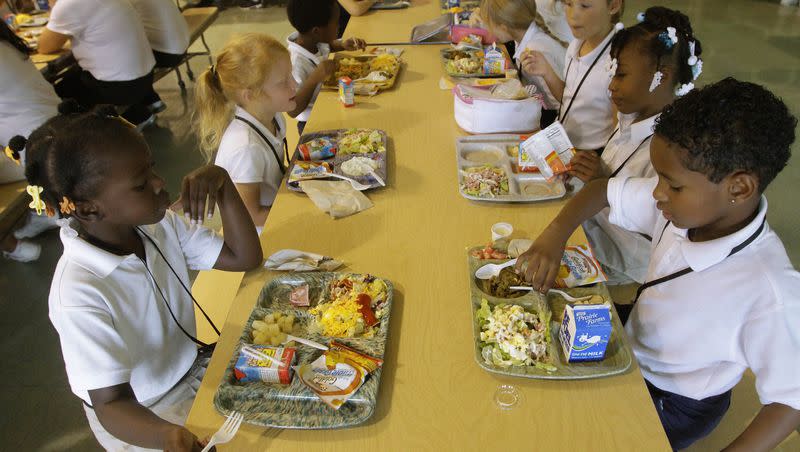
[494,384,522,410]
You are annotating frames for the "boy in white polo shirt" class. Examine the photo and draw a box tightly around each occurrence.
[286,0,366,135]
[516,78,800,450]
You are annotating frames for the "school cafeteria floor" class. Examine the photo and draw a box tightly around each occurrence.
[0,1,798,451]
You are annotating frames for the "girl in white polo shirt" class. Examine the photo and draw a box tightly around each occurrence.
[0,22,60,262]
[523,0,624,151]
[517,79,800,451]
[479,0,568,127]
[195,33,298,233]
[575,7,704,284]
[38,0,159,129]
[22,104,262,451]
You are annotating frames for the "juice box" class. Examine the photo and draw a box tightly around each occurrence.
[559,304,612,362]
[233,345,296,384]
[483,45,505,75]
[339,77,355,107]
[519,121,576,181]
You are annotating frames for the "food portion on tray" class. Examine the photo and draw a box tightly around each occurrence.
[323,50,402,94]
[476,299,555,371]
[456,135,567,202]
[214,273,394,429]
[287,129,389,192]
[441,43,512,79]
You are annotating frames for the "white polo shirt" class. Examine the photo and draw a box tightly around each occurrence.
[215,106,286,210]
[286,32,331,122]
[47,0,155,81]
[535,0,574,45]
[582,113,657,283]
[514,22,567,110]
[608,176,800,408]
[0,42,59,182]
[129,0,190,55]
[49,211,224,405]
[560,29,616,150]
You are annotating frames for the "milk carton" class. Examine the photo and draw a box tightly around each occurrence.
[559,304,612,362]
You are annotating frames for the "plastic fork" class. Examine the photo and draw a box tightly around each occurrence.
[282,334,328,351]
[326,173,372,190]
[200,411,244,452]
[508,286,594,302]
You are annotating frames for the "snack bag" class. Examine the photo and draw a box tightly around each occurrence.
[288,161,333,188]
[234,345,296,384]
[519,121,576,181]
[297,137,337,160]
[483,44,505,75]
[555,244,607,288]
[339,77,355,107]
[297,341,383,410]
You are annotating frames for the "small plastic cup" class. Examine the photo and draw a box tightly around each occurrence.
[494,384,522,410]
[491,222,513,242]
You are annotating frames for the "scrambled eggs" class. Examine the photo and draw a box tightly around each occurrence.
[309,275,389,338]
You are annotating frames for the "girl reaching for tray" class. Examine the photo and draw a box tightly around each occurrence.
[23,102,261,451]
[195,33,298,234]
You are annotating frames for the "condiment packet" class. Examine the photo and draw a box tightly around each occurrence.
[290,284,310,307]
[299,180,373,219]
[234,345,296,384]
[519,121,576,181]
[297,341,383,410]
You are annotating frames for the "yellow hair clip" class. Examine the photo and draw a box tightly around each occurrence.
[59,196,76,215]
[4,146,21,165]
[26,185,46,215]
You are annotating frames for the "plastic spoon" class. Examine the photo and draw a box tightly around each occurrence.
[475,258,518,280]
[367,170,386,187]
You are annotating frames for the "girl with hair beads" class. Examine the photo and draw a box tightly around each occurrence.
[576,6,703,284]
[480,0,569,122]
[194,33,297,234]
[522,0,623,151]
[23,103,262,451]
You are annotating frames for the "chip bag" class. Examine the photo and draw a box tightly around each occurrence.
[519,121,575,181]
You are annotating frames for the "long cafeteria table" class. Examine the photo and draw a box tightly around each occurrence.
[185,2,671,450]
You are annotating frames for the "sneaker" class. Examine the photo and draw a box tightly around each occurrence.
[148,100,167,114]
[14,213,59,239]
[3,240,41,263]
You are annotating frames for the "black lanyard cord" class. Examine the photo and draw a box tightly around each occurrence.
[606,133,655,178]
[234,115,288,174]
[136,228,221,346]
[558,35,614,123]
[631,218,766,304]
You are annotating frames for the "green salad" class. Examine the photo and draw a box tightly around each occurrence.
[476,299,555,370]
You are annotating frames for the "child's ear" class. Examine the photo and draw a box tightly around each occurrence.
[608,0,623,18]
[72,201,103,223]
[726,171,759,204]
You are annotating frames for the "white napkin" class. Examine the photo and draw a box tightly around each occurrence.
[299,180,373,219]
[264,249,342,272]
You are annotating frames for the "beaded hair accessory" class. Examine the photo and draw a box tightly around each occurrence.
[3,146,20,165]
[59,196,76,215]
[26,185,46,216]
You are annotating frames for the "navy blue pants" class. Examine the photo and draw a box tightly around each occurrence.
[646,380,732,450]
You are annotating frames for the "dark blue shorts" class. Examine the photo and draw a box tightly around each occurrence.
[646,380,732,450]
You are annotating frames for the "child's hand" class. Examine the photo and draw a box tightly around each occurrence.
[313,59,337,84]
[568,150,606,183]
[341,37,367,51]
[173,165,230,225]
[162,425,208,452]
[514,226,568,293]
[520,50,554,78]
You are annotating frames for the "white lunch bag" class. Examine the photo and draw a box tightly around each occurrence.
[453,84,542,134]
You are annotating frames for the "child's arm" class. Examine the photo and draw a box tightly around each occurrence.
[569,150,607,182]
[723,403,800,452]
[89,384,205,451]
[231,182,270,235]
[338,0,376,16]
[38,29,70,54]
[288,60,337,118]
[331,37,367,52]
[520,50,566,102]
[515,178,610,291]
[179,165,263,270]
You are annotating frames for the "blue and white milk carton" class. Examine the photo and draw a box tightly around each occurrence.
[559,304,612,362]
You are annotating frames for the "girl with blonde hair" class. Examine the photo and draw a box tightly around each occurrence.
[194,33,298,233]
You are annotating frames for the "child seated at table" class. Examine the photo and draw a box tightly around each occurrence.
[286,0,366,135]
[515,78,800,450]
[194,33,297,233]
[129,0,191,113]
[523,0,624,152]
[38,0,160,130]
[22,101,261,450]
[0,21,60,262]
[479,0,568,128]
[575,6,703,284]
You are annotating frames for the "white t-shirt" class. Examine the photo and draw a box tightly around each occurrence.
[0,43,60,182]
[535,0,574,45]
[129,0,190,55]
[286,32,331,123]
[583,113,657,284]
[215,106,286,209]
[560,29,616,150]
[49,211,224,405]
[47,0,155,81]
[608,177,800,408]
[514,22,567,110]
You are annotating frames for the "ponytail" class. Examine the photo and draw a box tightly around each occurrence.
[194,67,233,161]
